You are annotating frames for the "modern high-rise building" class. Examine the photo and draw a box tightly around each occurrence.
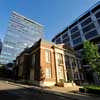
[52,2,100,54]
[0,11,44,64]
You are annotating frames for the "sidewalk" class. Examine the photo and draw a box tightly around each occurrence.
[5,80,79,93]
[5,81,100,100]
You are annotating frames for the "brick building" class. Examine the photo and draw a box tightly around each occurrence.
[15,39,84,86]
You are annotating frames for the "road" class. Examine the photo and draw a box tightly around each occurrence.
[0,80,75,100]
[0,80,100,100]
[0,81,71,100]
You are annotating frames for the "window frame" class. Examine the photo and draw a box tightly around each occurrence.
[45,67,51,79]
[45,49,51,63]
[57,53,63,65]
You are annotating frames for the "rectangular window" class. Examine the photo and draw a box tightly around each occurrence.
[46,68,51,78]
[57,53,63,65]
[85,30,98,39]
[56,37,61,44]
[81,17,92,27]
[32,54,35,66]
[58,66,64,79]
[97,19,100,25]
[62,37,69,43]
[82,23,95,33]
[71,58,76,68]
[71,26,78,34]
[62,32,68,39]
[71,31,80,39]
[95,11,100,18]
[65,56,70,68]
[73,37,82,45]
[45,50,51,63]
[74,73,78,80]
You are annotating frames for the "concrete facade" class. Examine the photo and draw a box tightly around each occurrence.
[52,2,100,54]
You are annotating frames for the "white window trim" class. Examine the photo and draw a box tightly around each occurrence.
[45,68,51,79]
[45,50,51,63]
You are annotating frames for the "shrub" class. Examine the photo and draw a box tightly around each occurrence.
[56,79,64,87]
[83,85,100,95]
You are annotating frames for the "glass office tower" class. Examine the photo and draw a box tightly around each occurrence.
[0,11,43,64]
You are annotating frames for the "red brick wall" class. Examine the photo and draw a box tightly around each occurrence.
[40,42,56,83]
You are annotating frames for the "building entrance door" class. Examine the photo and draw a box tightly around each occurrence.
[58,66,64,81]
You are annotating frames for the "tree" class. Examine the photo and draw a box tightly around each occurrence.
[83,41,100,77]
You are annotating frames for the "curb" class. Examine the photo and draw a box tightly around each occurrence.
[7,81,79,100]
[7,81,100,100]
[42,89,79,100]
[7,81,41,90]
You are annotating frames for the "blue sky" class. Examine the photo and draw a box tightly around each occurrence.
[0,0,100,41]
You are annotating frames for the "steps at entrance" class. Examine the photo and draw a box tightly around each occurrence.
[64,82,76,88]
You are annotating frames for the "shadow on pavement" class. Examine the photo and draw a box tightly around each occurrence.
[0,79,100,100]
[0,87,78,100]
[0,87,44,100]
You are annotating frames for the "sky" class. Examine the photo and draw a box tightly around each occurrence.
[0,0,100,41]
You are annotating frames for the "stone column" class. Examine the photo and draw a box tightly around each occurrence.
[53,48,59,83]
[55,52,59,83]
[63,54,68,82]
[90,11,100,34]
[68,29,74,47]
[77,22,86,41]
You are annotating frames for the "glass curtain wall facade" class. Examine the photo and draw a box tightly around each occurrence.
[0,11,43,64]
[52,2,100,54]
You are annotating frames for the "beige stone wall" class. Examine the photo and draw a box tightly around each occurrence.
[54,47,67,83]
[40,43,56,84]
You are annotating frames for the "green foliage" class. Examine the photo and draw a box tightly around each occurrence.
[59,79,64,83]
[56,79,64,87]
[84,85,100,90]
[83,41,100,76]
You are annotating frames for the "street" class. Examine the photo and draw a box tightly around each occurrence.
[0,80,100,100]
[0,80,71,100]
